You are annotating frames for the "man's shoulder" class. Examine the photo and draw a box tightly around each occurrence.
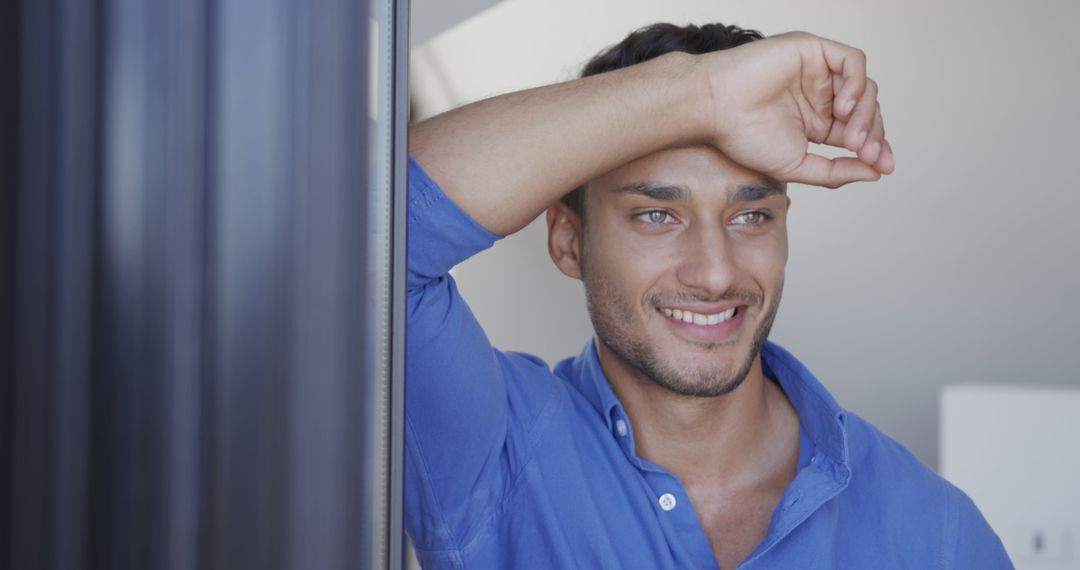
[840,411,989,543]
[764,342,971,508]
[842,410,958,503]
[838,410,1012,566]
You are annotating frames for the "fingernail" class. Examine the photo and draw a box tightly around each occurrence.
[842,98,855,115]
[869,141,880,159]
[856,130,867,148]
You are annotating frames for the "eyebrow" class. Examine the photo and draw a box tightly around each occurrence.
[611,181,688,201]
[611,180,785,202]
[732,181,786,202]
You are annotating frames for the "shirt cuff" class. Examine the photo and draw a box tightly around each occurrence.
[407,155,502,285]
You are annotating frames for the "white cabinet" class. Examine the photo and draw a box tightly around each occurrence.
[941,385,1080,569]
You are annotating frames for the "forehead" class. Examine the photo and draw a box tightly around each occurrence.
[590,145,781,203]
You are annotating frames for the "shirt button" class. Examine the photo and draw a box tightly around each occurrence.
[658,493,677,511]
[615,419,628,437]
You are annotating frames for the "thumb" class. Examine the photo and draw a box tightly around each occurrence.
[787,154,881,189]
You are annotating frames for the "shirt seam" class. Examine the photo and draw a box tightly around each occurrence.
[405,413,463,561]
[457,386,564,557]
[457,449,542,558]
[944,480,962,569]
[524,374,563,439]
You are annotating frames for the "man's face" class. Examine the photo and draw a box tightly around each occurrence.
[572,146,789,397]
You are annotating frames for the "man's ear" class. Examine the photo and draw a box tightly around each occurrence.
[546,202,584,280]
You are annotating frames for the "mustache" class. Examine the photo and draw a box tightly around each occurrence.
[647,288,762,307]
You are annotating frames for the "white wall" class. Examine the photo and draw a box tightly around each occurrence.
[411,0,1080,470]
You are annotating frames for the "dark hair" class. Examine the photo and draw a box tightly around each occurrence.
[560,23,764,222]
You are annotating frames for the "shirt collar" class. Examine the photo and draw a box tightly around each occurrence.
[759,341,851,467]
[556,338,851,469]
[555,339,623,433]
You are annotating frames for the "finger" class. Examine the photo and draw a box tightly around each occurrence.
[814,118,893,174]
[874,139,895,174]
[844,78,878,151]
[830,73,852,120]
[819,117,848,147]
[858,103,884,164]
[818,38,867,120]
[801,56,834,122]
[787,154,882,189]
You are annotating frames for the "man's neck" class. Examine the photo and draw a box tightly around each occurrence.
[597,341,799,490]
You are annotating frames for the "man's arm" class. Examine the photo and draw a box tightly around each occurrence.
[410,32,894,237]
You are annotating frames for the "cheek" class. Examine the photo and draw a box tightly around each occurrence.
[585,221,676,284]
[732,233,788,284]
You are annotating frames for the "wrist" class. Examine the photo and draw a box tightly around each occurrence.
[646,50,717,148]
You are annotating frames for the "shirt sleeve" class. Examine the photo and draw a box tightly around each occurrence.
[403,156,560,554]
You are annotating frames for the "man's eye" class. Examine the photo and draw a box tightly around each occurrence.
[637,209,675,225]
[732,211,770,226]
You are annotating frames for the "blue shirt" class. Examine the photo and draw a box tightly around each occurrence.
[404,156,1013,569]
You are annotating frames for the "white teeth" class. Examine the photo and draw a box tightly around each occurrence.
[660,306,738,326]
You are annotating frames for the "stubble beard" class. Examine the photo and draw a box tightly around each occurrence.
[583,266,783,399]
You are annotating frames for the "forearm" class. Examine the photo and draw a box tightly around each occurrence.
[409,51,709,237]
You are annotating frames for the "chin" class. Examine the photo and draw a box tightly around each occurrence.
[653,353,755,398]
[651,368,750,398]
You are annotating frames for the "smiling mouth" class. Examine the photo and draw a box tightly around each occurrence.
[658,306,738,326]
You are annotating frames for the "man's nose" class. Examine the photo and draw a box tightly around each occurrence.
[675,227,739,296]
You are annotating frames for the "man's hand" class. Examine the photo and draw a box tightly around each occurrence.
[411,30,892,236]
[703,32,894,188]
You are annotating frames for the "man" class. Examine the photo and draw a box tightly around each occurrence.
[404,23,1012,569]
